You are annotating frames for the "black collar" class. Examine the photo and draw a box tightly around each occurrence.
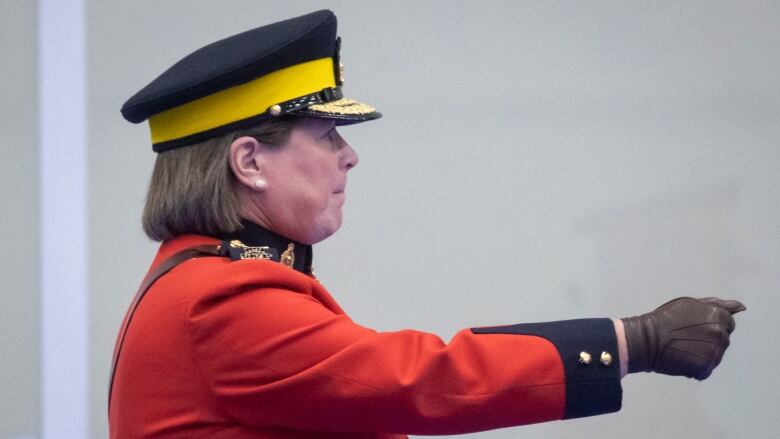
[222,220,313,274]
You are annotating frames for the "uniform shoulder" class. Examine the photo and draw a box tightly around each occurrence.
[150,235,318,302]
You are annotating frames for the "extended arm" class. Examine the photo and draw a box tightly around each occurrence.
[189,287,622,434]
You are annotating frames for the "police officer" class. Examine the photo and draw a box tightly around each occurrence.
[110,10,745,438]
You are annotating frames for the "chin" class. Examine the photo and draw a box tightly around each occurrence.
[305,216,343,244]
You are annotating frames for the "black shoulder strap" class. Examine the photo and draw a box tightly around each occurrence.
[108,244,222,412]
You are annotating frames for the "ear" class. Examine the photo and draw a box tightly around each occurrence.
[229,136,269,191]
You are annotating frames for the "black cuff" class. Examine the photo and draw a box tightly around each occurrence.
[472,318,622,419]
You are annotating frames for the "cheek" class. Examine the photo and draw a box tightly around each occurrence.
[288,178,334,220]
[306,184,344,226]
[267,155,343,238]
[292,189,344,243]
[296,165,337,211]
[270,160,324,202]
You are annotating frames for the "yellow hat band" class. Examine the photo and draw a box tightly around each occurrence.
[148,57,337,145]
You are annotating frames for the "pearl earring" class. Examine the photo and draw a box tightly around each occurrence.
[254,178,267,190]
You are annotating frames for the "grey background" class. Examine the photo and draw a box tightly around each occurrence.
[1,1,39,438]
[4,1,779,438]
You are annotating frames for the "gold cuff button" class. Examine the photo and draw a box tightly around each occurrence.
[579,351,592,364]
[600,351,613,366]
[269,104,282,116]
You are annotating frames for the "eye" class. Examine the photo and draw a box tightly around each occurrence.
[318,125,335,139]
[323,128,343,150]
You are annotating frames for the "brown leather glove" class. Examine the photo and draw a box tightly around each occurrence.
[621,297,746,380]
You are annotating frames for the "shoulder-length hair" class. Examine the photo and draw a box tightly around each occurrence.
[142,117,297,241]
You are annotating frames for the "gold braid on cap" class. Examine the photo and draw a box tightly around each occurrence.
[307,98,376,115]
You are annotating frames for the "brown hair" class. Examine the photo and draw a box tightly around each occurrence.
[142,117,297,241]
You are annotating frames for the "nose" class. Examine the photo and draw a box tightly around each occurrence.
[340,138,359,171]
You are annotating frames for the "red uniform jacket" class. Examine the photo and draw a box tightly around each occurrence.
[109,233,622,438]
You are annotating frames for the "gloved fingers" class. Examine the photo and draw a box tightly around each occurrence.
[628,297,743,379]
[698,297,747,315]
[688,345,723,381]
[695,362,716,381]
[700,345,726,381]
[715,306,737,334]
[663,345,719,380]
[726,311,736,334]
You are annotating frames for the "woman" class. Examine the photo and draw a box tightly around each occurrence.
[110,10,745,438]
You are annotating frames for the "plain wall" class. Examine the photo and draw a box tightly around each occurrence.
[0,0,40,438]
[0,1,39,438]
[76,0,780,438]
